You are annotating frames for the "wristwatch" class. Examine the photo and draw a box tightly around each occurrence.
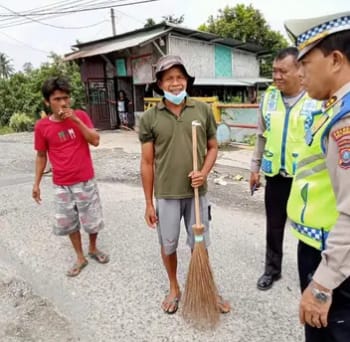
[311,285,332,303]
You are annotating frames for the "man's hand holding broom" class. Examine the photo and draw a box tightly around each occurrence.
[188,170,207,188]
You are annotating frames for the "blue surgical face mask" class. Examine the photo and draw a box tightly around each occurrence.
[163,90,187,105]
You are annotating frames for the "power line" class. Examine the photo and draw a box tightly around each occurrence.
[0,1,121,28]
[0,16,107,30]
[0,31,50,54]
[90,15,111,40]
[0,1,110,29]
[0,1,96,28]
[115,9,145,25]
[0,0,100,18]
[0,0,159,29]
[0,0,94,23]
[0,0,159,16]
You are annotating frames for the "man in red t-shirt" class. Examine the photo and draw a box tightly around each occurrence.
[33,77,109,277]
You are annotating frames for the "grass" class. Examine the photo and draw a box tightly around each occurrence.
[0,126,14,135]
[218,143,239,151]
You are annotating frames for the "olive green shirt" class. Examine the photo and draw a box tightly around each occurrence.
[139,97,217,199]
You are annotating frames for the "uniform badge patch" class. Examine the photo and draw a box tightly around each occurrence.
[332,126,350,169]
[339,148,350,169]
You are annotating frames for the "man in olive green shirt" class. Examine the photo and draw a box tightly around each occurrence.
[139,55,230,315]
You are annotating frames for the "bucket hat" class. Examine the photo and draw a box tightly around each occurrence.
[152,55,195,95]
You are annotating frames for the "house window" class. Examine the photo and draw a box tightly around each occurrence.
[116,58,127,76]
[131,54,153,84]
[215,45,232,77]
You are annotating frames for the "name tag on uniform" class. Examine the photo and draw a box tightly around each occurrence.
[305,114,329,145]
[300,99,318,115]
[267,91,278,112]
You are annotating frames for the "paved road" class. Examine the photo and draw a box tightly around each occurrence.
[0,131,303,342]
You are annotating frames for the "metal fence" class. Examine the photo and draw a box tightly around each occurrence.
[143,97,258,144]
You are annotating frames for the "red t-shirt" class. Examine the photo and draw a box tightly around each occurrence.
[34,110,95,186]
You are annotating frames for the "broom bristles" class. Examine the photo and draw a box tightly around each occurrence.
[182,233,220,329]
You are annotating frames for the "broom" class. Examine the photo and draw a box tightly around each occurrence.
[182,120,220,329]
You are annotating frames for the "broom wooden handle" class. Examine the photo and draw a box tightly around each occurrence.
[192,124,201,227]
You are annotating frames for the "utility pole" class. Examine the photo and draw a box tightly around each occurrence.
[111,8,116,36]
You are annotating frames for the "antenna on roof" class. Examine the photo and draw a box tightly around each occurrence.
[111,8,116,36]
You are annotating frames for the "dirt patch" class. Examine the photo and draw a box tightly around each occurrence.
[0,273,77,342]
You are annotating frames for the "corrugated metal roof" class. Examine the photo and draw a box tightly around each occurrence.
[65,28,169,61]
[194,77,272,86]
[65,23,267,61]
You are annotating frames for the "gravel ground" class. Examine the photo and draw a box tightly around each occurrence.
[0,131,302,342]
[0,267,76,342]
[92,147,265,215]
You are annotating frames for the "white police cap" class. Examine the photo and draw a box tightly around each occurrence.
[284,12,350,60]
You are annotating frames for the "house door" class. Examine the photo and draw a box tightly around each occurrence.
[115,77,134,126]
[86,78,116,130]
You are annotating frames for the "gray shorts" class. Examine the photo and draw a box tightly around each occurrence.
[53,179,104,236]
[156,195,210,255]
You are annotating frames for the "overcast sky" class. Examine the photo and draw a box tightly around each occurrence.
[0,0,349,71]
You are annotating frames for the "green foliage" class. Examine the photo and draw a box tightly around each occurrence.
[0,52,85,126]
[144,18,156,28]
[243,133,257,146]
[144,15,185,27]
[9,112,35,132]
[224,95,242,103]
[0,53,14,79]
[199,5,267,44]
[162,14,184,24]
[0,126,14,135]
[199,4,288,77]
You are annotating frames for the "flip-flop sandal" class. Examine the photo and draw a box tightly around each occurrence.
[217,296,231,314]
[162,296,180,315]
[66,260,88,277]
[88,251,110,264]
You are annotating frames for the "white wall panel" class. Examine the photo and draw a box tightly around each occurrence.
[232,50,259,78]
[168,36,215,78]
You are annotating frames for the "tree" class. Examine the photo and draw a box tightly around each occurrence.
[162,14,184,24]
[0,53,85,127]
[22,62,34,74]
[143,15,185,27]
[144,18,156,28]
[0,72,31,125]
[0,53,14,79]
[198,4,288,77]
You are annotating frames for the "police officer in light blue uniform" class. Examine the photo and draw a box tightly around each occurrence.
[285,11,350,342]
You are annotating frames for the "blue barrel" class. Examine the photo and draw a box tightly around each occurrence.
[216,123,231,145]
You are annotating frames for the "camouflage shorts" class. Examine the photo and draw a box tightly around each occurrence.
[53,179,104,236]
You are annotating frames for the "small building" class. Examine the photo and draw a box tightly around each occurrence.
[65,23,270,129]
